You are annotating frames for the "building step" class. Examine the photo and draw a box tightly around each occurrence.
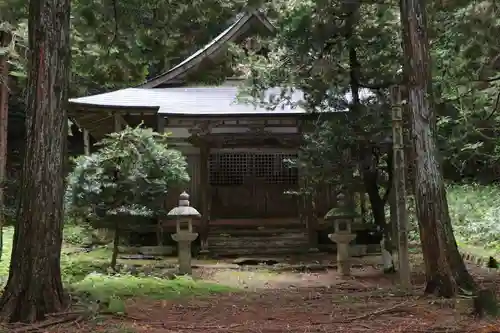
[209,232,307,241]
[206,226,309,256]
[208,246,309,257]
[209,239,308,249]
[208,228,306,237]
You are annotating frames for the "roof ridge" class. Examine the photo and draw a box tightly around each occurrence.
[138,10,274,89]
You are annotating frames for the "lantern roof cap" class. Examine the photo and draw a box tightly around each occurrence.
[167,192,201,218]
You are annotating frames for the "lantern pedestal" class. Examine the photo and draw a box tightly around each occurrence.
[172,231,198,275]
[328,233,356,277]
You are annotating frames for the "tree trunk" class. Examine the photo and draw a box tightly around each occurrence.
[400,0,475,296]
[111,225,119,270]
[0,0,71,323]
[362,163,395,273]
[0,31,11,263]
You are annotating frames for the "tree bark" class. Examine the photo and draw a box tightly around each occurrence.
[0,31,11,263]
[0,0,71,323]
[400,0,475,296]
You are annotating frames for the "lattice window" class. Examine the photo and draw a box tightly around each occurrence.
[209,153,249,186]
[209,152,298,186]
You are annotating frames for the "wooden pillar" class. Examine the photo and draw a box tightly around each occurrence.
[199,144,210,253]
[113,112,121,132]
[389,181,398,266]
[390,85,411,288]
[157,114,165,133]
[83,129,90,155]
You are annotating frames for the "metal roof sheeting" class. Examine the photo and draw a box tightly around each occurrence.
[69,86,376,115]
[69,86,307,115]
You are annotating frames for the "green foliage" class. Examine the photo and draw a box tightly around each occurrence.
[63,223,94,246]
[431,1,500,181]
[446,184,500,251]
[404,184,500,253]
[3,0,246,97]
[237,0,401,106]
[66,126,189,225]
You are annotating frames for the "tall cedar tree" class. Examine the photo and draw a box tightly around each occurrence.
[0,30,10,263]
[399,0,475,296]
[0,0,70,322]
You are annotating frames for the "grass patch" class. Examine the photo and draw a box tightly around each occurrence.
[71,274,235,301]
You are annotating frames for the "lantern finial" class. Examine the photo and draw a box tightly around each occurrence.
[179,191,190,207]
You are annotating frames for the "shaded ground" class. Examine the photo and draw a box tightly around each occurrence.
[36,257,500,333]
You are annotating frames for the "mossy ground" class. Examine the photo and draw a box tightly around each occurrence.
[0,226,235,309]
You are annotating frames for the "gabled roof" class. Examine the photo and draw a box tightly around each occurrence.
[139,10,274,89]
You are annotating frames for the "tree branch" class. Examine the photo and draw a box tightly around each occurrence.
[358,80,399,90]
[106,0,119,55]
[484,90,500,121]
[480,75,500,83]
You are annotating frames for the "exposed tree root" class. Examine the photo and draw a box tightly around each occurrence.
[0,310,94,333]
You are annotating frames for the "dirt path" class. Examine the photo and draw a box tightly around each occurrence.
[55,264,500,333]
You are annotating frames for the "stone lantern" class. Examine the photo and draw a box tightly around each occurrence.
[325,193,357,277]
[167,192,200,275]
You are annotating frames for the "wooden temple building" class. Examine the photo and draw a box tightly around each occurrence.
[69,10,378,256]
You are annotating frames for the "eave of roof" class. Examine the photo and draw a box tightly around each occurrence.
[68,86,309,116]
[139,10,275,89]
[69,84,376,117]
